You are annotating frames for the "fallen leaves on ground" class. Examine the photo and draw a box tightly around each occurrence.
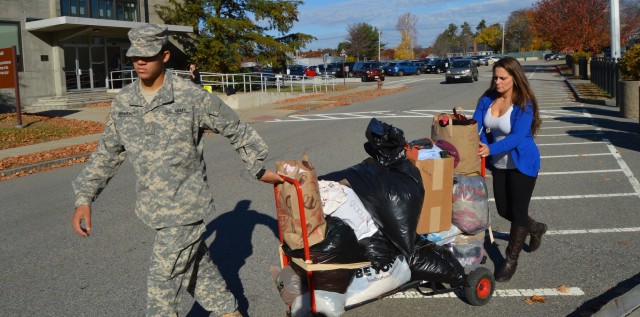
[277,86,409,111]
[0,113,104,150]
[0,142,98,181]
[556,284,571,293]
[85,101,111,108]
[524,295,545,304]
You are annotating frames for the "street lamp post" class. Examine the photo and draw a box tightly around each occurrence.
[611,0,621,58]
[341,49,346,86]
[501,22,505,55]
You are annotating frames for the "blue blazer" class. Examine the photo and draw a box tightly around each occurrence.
[472,94,540,177]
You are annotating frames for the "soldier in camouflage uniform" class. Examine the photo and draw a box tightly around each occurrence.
[71,24,282,317]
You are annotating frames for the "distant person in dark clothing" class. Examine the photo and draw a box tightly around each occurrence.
[189,63,202,85]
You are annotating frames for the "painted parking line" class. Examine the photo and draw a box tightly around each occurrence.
[388,287,584,299]
[537,131,602,137]
[540,153,611,158]
[490,227,640,238]
[488,193,638,202]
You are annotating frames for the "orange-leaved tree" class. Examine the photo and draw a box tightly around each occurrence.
[532,0,609,52]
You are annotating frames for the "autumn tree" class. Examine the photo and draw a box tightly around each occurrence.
[476,23,503,53]
[621,0,640,46]
[533,0,609,52]
[155,0,314,73]
[381,48,395,61]
[345,23,385,61]
[395,13,418,59]
[505,9,535,52]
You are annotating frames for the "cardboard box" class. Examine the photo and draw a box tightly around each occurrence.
[413,157,454,234]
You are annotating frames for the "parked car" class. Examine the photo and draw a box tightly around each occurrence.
[544,53,555,61]
[469,56,482,66]
[412,61,430,73]
[424,58,448,74]
[552,53,567,60]
[359,62,385,82]
[478,56,491,66]
[334,62,357,78]
[445,59,478,83]
[305,65,318,77]
[488,55,502,63]
[384,61,421,76]
[286,65,307,79]
[317,63,341,77]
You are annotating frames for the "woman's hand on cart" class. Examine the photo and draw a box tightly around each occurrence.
[259,169,284,184]
[477,143,490,158]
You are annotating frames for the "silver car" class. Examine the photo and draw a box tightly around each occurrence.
[445,59,478,83]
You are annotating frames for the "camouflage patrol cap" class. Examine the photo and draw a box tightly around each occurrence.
[126,24,168,57]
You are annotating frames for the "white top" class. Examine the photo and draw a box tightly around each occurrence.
[484,103,516,169]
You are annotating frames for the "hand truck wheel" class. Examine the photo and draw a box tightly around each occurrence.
[464,266,495,306]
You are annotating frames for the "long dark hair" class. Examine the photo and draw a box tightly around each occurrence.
[482,57,541,136]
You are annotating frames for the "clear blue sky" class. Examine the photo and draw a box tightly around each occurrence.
[289,0,538,51]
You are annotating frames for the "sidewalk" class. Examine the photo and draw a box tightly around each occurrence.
[0,84,384,176]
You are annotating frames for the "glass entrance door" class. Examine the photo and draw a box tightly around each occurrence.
[64,44,107,91]
[77,46,92,89]
[91,45,106,88]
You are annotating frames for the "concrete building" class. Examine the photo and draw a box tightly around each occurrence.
[0,0,192,110]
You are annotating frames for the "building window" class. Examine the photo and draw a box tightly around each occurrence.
[61,0,138,21]
[0,21,22,71]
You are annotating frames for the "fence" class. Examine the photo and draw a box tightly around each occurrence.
[108,69,337,94]
[589,57,620,98]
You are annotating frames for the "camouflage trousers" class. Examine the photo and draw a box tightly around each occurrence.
[147,222,237,316]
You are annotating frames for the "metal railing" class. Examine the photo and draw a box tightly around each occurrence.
[108,69,337,94]
[108,69,138,89]
[589,57,620,98]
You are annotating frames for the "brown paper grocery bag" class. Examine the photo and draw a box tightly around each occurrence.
[431,113,481,176]
[275,153,327,250]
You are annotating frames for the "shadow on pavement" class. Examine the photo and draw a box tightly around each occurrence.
[554,105,640,153]
[26,109,81,117]
[567,272,640,317]
[187,200,279,317]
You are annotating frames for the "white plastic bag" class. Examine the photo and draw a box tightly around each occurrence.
[344,256,411,306]
[270,265,306,305]
[323,184,378,240]
[291,290,346,317]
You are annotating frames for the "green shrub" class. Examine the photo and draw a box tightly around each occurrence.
[619,44,640,80]
[571,51,591,63]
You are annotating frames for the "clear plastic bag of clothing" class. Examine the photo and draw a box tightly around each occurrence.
[452,174,490,234]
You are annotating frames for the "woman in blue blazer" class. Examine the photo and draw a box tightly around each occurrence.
[472,57,547,282]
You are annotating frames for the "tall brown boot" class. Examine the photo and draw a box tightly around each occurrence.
[495,223,529,282]
[528,216,548,252]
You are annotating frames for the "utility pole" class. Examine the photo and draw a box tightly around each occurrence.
[611,0,621,58]
[377,26,381,61]
[501,22,505,55]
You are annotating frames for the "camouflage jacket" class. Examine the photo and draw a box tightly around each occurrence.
[72,71,268,228]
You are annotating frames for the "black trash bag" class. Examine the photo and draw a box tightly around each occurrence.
[364,118,407,166]
[320,157,424,260]
[408,238,466,285]
[357,230,397,270]
[283,216,365,293]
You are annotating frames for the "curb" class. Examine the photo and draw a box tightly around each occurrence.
[1,153,92,178]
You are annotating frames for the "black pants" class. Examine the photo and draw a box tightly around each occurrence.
[492,168,537,228]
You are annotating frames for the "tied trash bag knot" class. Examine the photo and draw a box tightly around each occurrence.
[364,118,407,166]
